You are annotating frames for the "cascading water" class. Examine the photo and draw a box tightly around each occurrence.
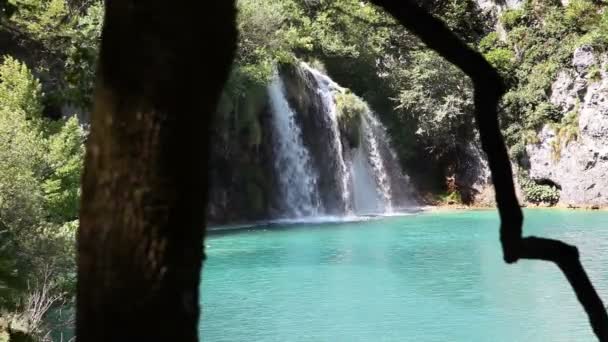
[300,63,353,214]
[300,62,409,216]
[209,63,414,221]
[359,112,393,213]
[268,73,321,217]
[351,143,383,214]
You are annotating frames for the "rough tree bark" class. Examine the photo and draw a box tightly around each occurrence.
[76,1,237,340]
[370,0,608,340]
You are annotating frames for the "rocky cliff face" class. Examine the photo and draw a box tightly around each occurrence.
[475,0,522,14]
[474,0,523,39]
[526,46,608,207]
[456,144,524,207]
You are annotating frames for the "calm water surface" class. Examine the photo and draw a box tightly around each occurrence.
[201,209,608,341]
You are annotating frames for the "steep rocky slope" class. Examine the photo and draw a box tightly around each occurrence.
[526,46,608,207]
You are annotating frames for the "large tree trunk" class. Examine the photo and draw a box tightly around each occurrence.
[76,1,237,340]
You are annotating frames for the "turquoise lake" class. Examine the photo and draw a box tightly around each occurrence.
[200,210,608,341]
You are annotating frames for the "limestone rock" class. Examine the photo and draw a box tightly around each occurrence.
[456,142,524,206]
[526,47,608,206]
[572,45,596,75]
[550,70,586,112]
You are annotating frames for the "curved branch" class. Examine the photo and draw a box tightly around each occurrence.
[369,0,608,340]
[520,237,608,340]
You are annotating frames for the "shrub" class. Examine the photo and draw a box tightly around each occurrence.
[0,58,81,327]
[478,32,501,53]
[530,102,561,128]
[587,64,602,82]
[509,141,527,160]
[43,116,86,223]
[578,11,608,50]
[335,91,366,148]
[565,0,599,32]
[500,9,525,30]
[443,190,462,205]
[0,56,43,120]
[550,109,580,161]
[484,48,515,75]
[520,177,560,205]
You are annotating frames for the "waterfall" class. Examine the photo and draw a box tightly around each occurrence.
[209,63,415,222]
[351,145,383,214]
[268,74,321,217]
[359,112,393,213]
[299,62,411,216]
[301,63,353,214]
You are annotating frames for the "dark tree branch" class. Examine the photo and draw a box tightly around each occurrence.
[520,237,608,340]
[369,0,608,340]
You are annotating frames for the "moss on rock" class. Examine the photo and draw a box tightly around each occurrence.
[335,91,366,148]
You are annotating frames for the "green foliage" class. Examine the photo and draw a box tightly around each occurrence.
[63,1,104,108]
[43,116,85,223]
[335,91,366,148]
[430,0,488,42]
[509,141,527,160]
[5,0,103,109]
[578,11,608,50]
[230,0,311,90]
[478,32,501,53]
[307,0,393,58]
[500,9,526,30]
[432,190,463,205]
[0,58,47,234]
[564,0,599,31]
[394,50,474,157]
[587,64,602,82]
[528,101,561,129]
[483,48,515,75]
[0,57,43,121]
[550,109,579,161]
[8,0,73,45]
[441,190,462,205]
[495,1,589,149]
[520,177,560,205]
[0,58,48,307]
[0,58,81,315]
[0,241,26,308]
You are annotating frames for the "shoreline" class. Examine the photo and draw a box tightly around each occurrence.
[208,203,608,228]
[427,203,608,211]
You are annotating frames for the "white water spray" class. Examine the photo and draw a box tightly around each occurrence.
[301,63,353,213]
[361,112,393,212]
[268,74,321,217]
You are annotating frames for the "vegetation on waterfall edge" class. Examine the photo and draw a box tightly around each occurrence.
[3,0,608,337]
[336,91,367,148]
